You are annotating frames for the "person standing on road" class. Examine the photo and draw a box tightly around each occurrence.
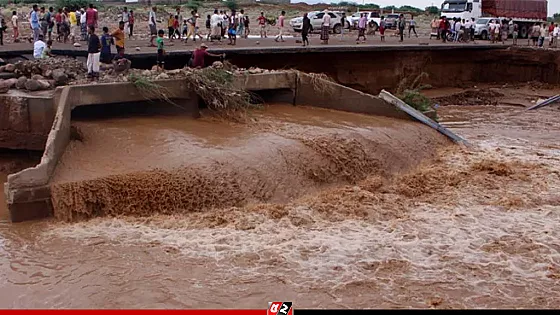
[439,17,448,43]
[210,9,221,41]
[87,26,101,80]
[148,6,157,47]
[301,12,310,47]
[539,23,546,47]
[79,8,86,41]
[500,20,508,44]
[320,9,330,44]
[30,5,40,42]
[398,14,405,42]
[379,16,386,42]
[554,24,559,48]
[339,12,346,41]
[121,7,129,34]
[408,15,418,38]
[112,21,126,58]
[356,13,366,44]
[257,12,267,38]
[68,9,77,43]
[11,11,18,42]
[236,10,244,39]
[40,7,48,38]
[453,18,462,42]
[548,22,555,46]
[512,23,519,45]
[128,10,134,38]
[275,11,285,42]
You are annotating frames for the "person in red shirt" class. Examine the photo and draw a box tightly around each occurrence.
[257,11,267,38]
[439,17,448,43]
[85,4,97,28]
[190,43,224,68]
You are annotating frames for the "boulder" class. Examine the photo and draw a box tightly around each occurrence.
[0,80,11,93]
[0,72,17,79]
[4,64,16,72]
[5,78,19,88]
[0,66,5,72]
[31,74,45,81]
[73,42,81,47]
[37,80,51,90]
[155,73,169,80]
[135,46,141,51]
[25,79,41,91]
[51,69,69,85]
[42,69,53,78]
[16,76,27,89]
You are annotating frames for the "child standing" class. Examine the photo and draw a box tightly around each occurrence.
[206,15,211,40]
[379,16,386,42]
[156,29,165,70]
[182,19,188,40]
[173,15,180,39]
[87,26,101,80]
[100,26,113,64]
[244,15,250,38]
[128,10,134,38]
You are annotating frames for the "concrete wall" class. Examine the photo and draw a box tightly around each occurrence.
[4,71,453,222]
[296,73,412,121]
[0,92,55,151]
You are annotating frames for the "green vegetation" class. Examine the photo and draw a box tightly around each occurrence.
[225,0,238,11]
[425,6,440,15]
[186,0,202,11]
[549,13,560,24]
[55,0,89,10]
[396,72,436,119]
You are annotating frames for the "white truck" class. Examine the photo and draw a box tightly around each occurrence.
[440,0,548,39]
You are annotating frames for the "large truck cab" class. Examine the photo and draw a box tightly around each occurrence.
[441,0,481,20]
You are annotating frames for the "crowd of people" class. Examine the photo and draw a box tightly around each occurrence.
[431,16,560,47]
[7,3,560,82]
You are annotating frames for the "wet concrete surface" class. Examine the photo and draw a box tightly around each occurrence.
[1,96,560,308]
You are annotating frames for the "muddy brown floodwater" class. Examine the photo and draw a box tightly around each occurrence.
[1,100,560,309]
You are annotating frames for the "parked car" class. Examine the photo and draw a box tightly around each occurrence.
[473,17,506,40]
[290,11,348,34]
[384,14,400,29]
[348,11,381,31]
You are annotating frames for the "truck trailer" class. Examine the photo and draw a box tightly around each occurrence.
[440,0,548,38]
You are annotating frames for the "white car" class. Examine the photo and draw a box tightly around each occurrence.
[348,11,382,31]
[290,11,348,34]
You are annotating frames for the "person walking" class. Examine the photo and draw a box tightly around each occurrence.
[79,8,86,41]
[121,7,129,34]
[440,17,448,43]
[30,5,41,42]
[356,13,366,44]
[398,14,405,42]
[40,7,48,38]
[301,12,310,47]
[275,11,285,42]
[68,8,77,43]
[409,15,418,38]
[227,9,237,45]
[320,9,330,44]
[148,6,157,47]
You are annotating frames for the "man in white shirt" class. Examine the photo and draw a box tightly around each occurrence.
[121,7,129,32]
[236,10,244,38]
[463,19,471,41]
[33,34,46,59]
[453,19,462,42]
[554,24,559,48]
[210,9,221,41]
[321,10,331,44]
[148,6,157,47]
